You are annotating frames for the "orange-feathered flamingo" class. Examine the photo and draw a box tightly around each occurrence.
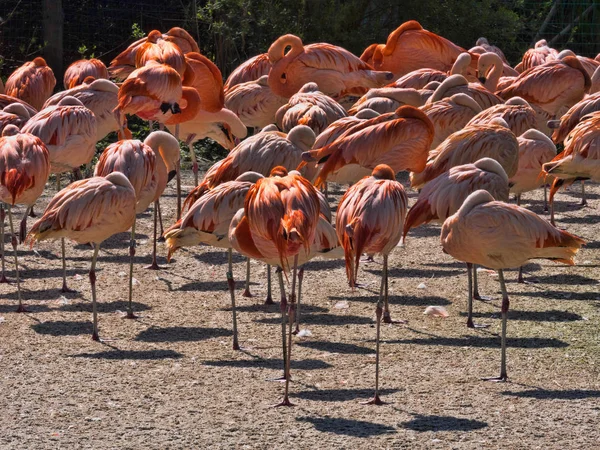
[268,34,393,99]
[548,92,600,145]
[556,50,600,77]
[224,75,288,130]
[28,173,136,341]
[0,104,31,133]
[44,77,120,141]
[510,129,556,209]
[63,59,108,89]
[403,158,509,327]
[223,53,271,91]
[313,109,380,148]
[303,105,434,187]
[410,118,519,189]
[0,94,37,117]
[228,166,321,406]
[387,52,473,90]
[4,57,56,111]
[476,52,519,91]
[135,30,186,77]
[591,66,600,94]
[348,87,431,116]
[109,27,199,81]
[182,52,224,113]
[336,164,407,404]
[469,47,519,78]
[361,21,476,79]
[543,111,600,225]
[0,125,50,309]
[475,38,509,64]
[497,57,591,118]
[516,40,558,73]
[466,97,537,137]
[441,189,584,381]
[426,74,503,111]
[420,93,482,148]
[275,82,347,134]
[94,131,180,317]
[164,171,264,349]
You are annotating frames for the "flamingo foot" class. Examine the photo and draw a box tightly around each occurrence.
[264,295,274,305]
[242,288,253,298]
[473,293,493,302]
[266,374,288,382]
[272,395,295,408]
[15,304,30,313]
[157,235,165,243]
[361,256,376,263]
[144,262,161,270]
[361,394,385,405]
[481,375,508,383]
[0,274,9,283]
[125,311,139,319]
[467,319,490,329]
[92,331,100,341]
[579,198,587,207]
[28,207,36,218]
[61,283,77,293]
[382,312,407,324]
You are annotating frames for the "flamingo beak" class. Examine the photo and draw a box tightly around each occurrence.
[167,170,177,182]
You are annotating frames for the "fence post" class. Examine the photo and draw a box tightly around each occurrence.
[42,0,64,86]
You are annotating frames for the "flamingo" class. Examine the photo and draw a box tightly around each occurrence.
[4,57,56,110]
[94,131,180,316]
[336,164,407,404]
[420,93,482,148]
[135,30,186,77]
[476,52,518,92]
[0,125,50,309]
[592,66,600,94]
[224,75,288,130]
[474,38,508,64]
[410,118,519,190]
[313,109,380,148]
[387,52,473,90]
[0,104,31,133]
[516,40,558,73]
[348,87,431,116]
[182,52,225,113]
[44,78,120,142]
[164,172,264,349]
[403,158,509,327]
[267,34,393,99]
[28,173,136,341]
[361,21,476,79]
[466,97,537,137]
[426,74,503,111]
[497,57,591,118]
[0,95,37,117]
[548,92,600,145]
[228,166,321,406]
[543,111,600,225]
[469,47,519,79]
[556,50,600,77]
[441,189,584,381]
[63,59,108,89]
[223,53,271,91]
[303,105,434,188]
[275,82,347,134]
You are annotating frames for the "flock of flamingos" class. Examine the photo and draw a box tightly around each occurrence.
[1,20,599,406]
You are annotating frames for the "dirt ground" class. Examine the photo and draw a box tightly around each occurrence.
[0,170,598,449]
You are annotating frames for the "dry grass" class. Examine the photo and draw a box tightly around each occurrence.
[0,172,598,449]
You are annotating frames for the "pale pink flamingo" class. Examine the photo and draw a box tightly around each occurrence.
[475,38,509,64]
[0,125,50,310]
[466,97,537,137]
[403,158,509,327]
[0,104,31,133]
[426,74,503,110]
[441,189,584,381]
[63,59,109,89]
[556,50,600,77]
[387,52,474,90]
[4,57,56,110]
[348,87,430,116]
[516,40,558,73]
[0,94,37,117]
[28,173,136,341]
[548,92,600,145]
[336,164,407,404]
[94,131,180,316]
[223,53,271,91]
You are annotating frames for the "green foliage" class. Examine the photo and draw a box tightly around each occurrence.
[131,23,146,40]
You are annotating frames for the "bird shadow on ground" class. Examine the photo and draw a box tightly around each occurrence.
[176,280,230,292]
[135,326,231,342]
[328,294,452,307]
[1,285,83,302]
[70,349,183,360]
[221,303,328,314]
[304,259,346,271]
[0,303,53,313]
[292,388,398,402]
[582,240,600,249]
[58,300,151,313]
[556,214,600,225]
[513,290,599,301]
[193,250,245,265]
[458,309,583,322]
[501,389,600,400]
[404,225,441,239]
[400,414,488,432]
[531,274,598,285]
[202,357,331,370]
[296,416,396,437]
[370,267,465,278]
[31,320,92,336]
[386,335,569,348]
[296,340,374,355]
[254,313,373,326]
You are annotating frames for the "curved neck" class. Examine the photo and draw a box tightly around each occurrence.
[165,87,201,124]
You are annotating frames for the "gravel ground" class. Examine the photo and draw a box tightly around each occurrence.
[0,171,598,449]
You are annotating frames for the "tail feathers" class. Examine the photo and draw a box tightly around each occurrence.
[403,198,436,238]
[314,146,347,189]
[1,168,33,204]
[182,181,211,211]
[409,164,438,190]
[536,229,585,265]
[343,217,370,288]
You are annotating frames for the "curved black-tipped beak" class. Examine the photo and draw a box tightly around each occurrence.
[171,103,182,114]
[478,76,487,84]
[167,170,177,182]
[160,102,171,114]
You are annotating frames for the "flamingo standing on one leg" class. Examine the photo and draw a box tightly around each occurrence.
[28,173,136,341]
[403,158,509,328]
[94,131,180,317]
[0,125,50,310]
[336,164,408,404]
[441,190,584,381]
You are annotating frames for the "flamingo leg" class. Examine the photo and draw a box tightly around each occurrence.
[156,199,165,242]
[90,243,100,341]
[264,264,274,305]
[473,264,493,301]
[294,266,304,334]
[242,258,253,297]
[580,180,587,206]
[61,238,76,293]
[126,219,138,319]
[516,194,521,207]
[227,248,240,351]
[0,203,8,283]
[363,254,387,405]
[145,201,161,270]
[466,263,489,329]
[19,206,31,244]
[276,268,287,381]
[56,173,61,191]
[175,124,182,221]
[188,136,199,187]
[543,184,548,213]
[383,260,406,324]
[275,254,298,407]
[482,269,509,382]
[28,205,36,218]
[8,206,25,312]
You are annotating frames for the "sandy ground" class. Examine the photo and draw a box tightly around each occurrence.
[0,171,599,449]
